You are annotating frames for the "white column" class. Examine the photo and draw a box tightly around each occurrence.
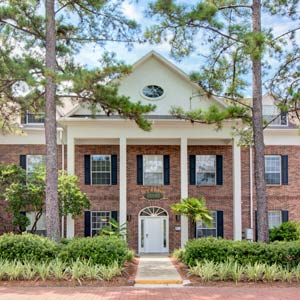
[233,137,242,240]
[119,137,127,237]
[180,137,189,247]
[66,135,75,238]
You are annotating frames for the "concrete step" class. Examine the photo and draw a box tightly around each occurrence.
[134,254,184,287]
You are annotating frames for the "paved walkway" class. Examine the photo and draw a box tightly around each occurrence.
[135,254,182,285]
[1,287,300,300]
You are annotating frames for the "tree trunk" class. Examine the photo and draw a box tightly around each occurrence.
[252,0,269,242]
[45,0,60,241]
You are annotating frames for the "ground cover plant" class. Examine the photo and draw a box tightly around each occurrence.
[0,233,130,282]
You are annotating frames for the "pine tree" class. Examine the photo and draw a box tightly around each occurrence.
[146,0,300,242]
[0,0,155,241]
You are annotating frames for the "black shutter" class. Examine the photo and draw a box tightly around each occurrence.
[84,211,91,237]
[281,112,288,125]
[282,210,289,223]
[255,211,258,241]
[189,155,196,185]
[281,155,288,185]
[137,155,143,185]
[84,155,91,185]
[20,155,27,170]
[111,155,117,185]
[194,222,197,238]
[216,155,223,185]
[163,155,170,185]
[111,211,118,222]
[217,211,224,238]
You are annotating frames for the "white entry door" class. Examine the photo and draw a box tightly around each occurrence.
[139,216,168,253]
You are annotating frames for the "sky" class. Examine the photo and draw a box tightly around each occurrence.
[73,0,300,95]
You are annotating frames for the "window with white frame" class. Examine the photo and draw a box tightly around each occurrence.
[91,211,111,236]
[143,155,163,186]
[196,211,217,238]
[26,155,45,177]
[25,212,46,235]
[265,155,281,185]
[24,111,45,124]
[263,105,288,126]
[91,155,111,185]
[268,211,282,229]
[196,155,216,185]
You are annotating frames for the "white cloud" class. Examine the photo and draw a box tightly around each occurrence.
[121,1,143,21]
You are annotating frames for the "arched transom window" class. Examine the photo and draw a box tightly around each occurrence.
[140,206,168,217]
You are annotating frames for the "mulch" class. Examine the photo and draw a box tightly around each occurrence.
[0,257,139,288]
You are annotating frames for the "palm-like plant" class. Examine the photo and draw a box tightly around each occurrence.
[171,197,212,225]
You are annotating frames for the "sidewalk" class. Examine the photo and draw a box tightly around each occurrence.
[135,254,182,285]
[1,287,300,300]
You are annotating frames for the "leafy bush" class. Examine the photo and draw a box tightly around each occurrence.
[184,237,300,268]
[59,236,127,266]
[0,233,58,262]
[270,221,300,242]
[172,248,185,261]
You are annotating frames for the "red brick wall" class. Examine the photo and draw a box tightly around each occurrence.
[241,146,300,239]
[2,143,300,249]
[73,145,120,236]
[188,146,234,240]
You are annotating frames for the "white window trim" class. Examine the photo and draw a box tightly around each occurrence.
[91,211,111,236]
[195,155,217,186]
[143,155,164,186]
[90,155,112,186]
[265,155,281,186]
[196,210,217,238]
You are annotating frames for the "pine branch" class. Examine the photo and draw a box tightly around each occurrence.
[218,4,252,10]
[272,26,300,41]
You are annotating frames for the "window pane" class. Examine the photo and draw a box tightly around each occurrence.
[196,211,217,238]
[26,112,45,124]
[143,155,163,173]
[196,155,215,172]
[268,211,282,229]
[91,211,111,236]
[144,173,163,186]
[91,155,111,185]
[196,173,216,185]
[195,155,216,185]
[265,156,281,185]
[265,173,281,185]
[27,155,45,174]
[143,155,163,186]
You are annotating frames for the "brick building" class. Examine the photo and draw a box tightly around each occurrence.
[0,51,297,253]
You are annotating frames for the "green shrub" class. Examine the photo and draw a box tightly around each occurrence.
[270,221,300,242]
[172,248,185,261]
[0,233,57,262]
[59,236,127,266]
[183,237,300,268]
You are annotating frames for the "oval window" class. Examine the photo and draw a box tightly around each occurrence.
[142,85,164,99]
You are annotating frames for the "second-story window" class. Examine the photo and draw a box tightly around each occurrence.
[91,155,111,185]
[196,155,216,185]
[263,105,287,126]
[24,111,45,124]
[143,155,164,186]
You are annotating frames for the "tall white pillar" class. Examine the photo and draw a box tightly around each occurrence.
[180,137,189,247]
[233,137,242,240]
[66,135,75,238]
[119,137,127,237]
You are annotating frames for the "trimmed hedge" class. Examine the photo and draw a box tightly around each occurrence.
[59,235,128,266]
[0,233,58,261]
[184,238,300,268]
